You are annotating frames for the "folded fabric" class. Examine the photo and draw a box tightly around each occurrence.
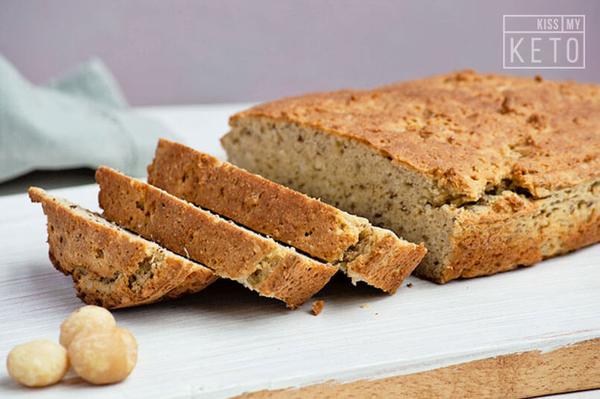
[0,55,176,183]
[45,58,128,109]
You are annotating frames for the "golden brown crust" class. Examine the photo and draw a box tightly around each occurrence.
[96,167,336,308]
[28,187,216,309]
[148,139,366,262]
[148,139,425,292]
[231,70,600,204]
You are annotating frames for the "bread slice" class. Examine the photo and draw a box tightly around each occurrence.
[96,166,337,308]
[28,187,216,309]
[147,139,426,292]
[149,139,367,262]
[221,70,600,283]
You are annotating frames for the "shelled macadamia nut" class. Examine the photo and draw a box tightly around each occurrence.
[60,305,116,348]
[68,327,137,385]
[6,340,69,387]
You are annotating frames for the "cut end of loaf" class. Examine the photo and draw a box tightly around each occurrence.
[221,117,454,282]
[222,114,600,283]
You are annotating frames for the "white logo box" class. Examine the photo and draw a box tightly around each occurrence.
[503,15,585,69]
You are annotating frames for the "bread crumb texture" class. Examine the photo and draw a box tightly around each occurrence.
[223,70,600,283]
[311,300,325,316]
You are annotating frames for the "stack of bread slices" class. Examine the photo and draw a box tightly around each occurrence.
[30,139,426,309]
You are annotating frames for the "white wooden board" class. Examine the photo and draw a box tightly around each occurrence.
[0,105,599,398]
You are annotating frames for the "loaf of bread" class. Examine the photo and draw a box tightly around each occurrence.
[222,70,600,283]
[96,166,337,308]
[147,139,425,293]
[28,187,217,308]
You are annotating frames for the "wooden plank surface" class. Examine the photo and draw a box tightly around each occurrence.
[240,338,600,398]
[0,105,599,398]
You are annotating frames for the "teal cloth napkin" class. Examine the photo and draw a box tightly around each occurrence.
[0,56,176,183]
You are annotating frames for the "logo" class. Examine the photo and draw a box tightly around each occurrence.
[503,15,585,69]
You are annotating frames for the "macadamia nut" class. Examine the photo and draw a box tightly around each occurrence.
[68,327,137,385]
[6,340,69,387]
[60,305,116,348]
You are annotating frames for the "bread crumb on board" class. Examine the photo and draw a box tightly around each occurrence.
[311,300,325,316]
[407,282,413,288]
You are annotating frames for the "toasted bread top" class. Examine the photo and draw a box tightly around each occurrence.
[231,70,600,204]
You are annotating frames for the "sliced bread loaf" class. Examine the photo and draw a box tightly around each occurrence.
[96,166,337,308]
[28,187,217,309]
[222,71,600,283]
[148,139,426,292]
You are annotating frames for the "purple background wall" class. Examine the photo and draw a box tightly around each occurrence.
[1,0,599,105]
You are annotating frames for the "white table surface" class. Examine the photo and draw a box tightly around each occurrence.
[0,104,599,398]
